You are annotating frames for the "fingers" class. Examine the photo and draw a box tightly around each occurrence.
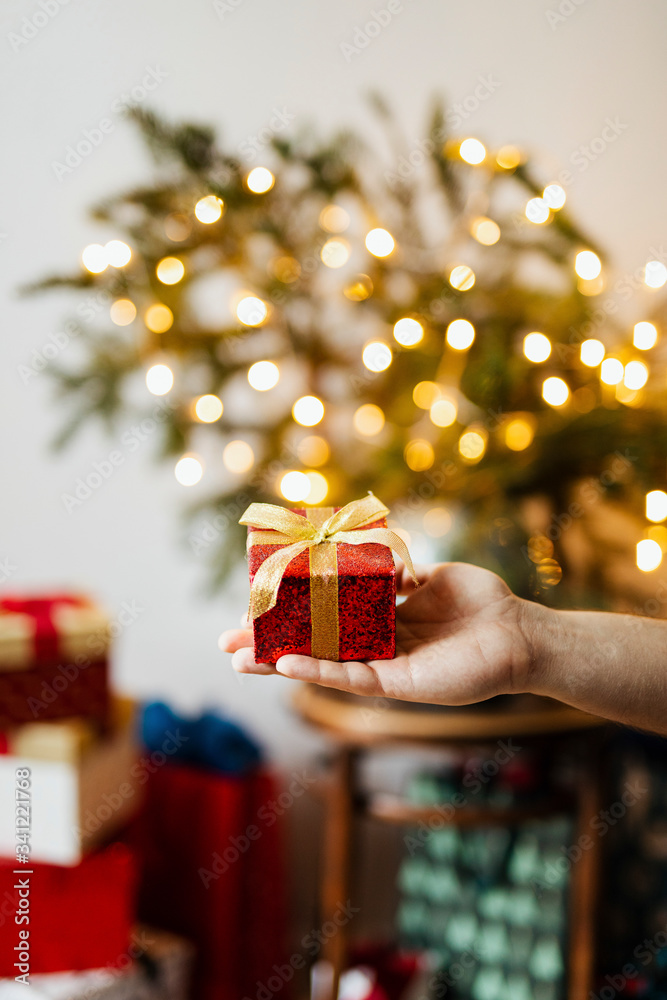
[218,628,253,653]
[231,646,276,675]
[396,561,438,595]
[275,653,414,700]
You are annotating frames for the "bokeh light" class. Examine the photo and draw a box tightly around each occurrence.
[541,377,569,406]
[525,198,550,224]
[280,470,310,503]
[156,257,185,284]
[446,319,475,350]
[305,471,328,504]
[145,304,174,333]
[145,364,174,396]
[623,360,649,390]
[246,167,275,193]
[646,490,667,523]
[413,381,440,409]
[633,322,658,350]
[292,395,324,426]
[174,455,203,486]
[637,538,663,572]
[194,394,223,422]
[430,398,457,427]
[223,440,254,474]
[110,299,136,326]
[523,332,551,363]
[645,260,667,288]
[82,244,108,273]
[321,238,350,268]
[393,317,424,347]
[471,217,500,245]
[580,339,605,367]
[194,195,224,223]
[542,185,566,210]
[104,241,132,267]
[297,436,329,466]
[423,508,452,537]
[365,228,395,257]
[458,428,487,462]
[600,358,624,385]
[459,138,486,164]
[236,295,268,326]
[248,360,279,391]
[353,403,385,436]
[404,439,435,471]
[448,265,475,291]
[504,415,536,451]
[319,205,350,232]
[362,341,392,372]
[574,251,602,280]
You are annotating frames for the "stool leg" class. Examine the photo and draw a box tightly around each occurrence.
[568,754,601,999]
[321,746,356,999]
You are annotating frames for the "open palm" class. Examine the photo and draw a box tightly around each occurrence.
[220,562,533,706]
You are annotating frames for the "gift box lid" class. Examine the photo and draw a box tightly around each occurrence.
[247,507,395,579]
[0,594,110,671]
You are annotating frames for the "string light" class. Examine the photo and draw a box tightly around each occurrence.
[174,455,203,486]
[404,439,435,471]
[105,241,132,267]
[320,238,350,268]
[236,295,268,326]
[430,397,457,427]
[459,138,486,164]
[633,321,658,350]
[600,358,624,385]
[292,395,324,426]
[246,167,274,193]
[413,381,440,409]
[574,251,602,280]
[505,415,535,451]
[145,364,173,395]
[319,205,350,232]
[362,341,392,371]
[82,244,108,273]
[645,260,667,289]
[637,538,663,572]
[580,339,605,366]
[223,440,254,474]
[495,145,522,170]
[248,361,279,391]
[542,185,566,210]
[194,394,223,422]
[297,436,329,466]
[458,427,487,462]
[471,217,500,245]
[280,470,310,502]
[523,332,551,363]
[344,274,373,301]
[446,319,475,350]
[525,199,550,225]
[423,508,452,537]
[648,525,667,550]
[145,304,174,333]
[156,257,185,284]
[623,360,649,390]
[449,265,475,291]
[353,403,385,436]
[365,228,395,257]
[305,471,328,504]
[110,299,136,326]
[542,377,569,407]
[194,195,224,223]
[646,491,667,523]
[393,318,424,347]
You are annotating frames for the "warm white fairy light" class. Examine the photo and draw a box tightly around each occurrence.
[542,377,569,407]
[525,198,550,225]
[542,185,566,210]
[246,167,274,193]
[646,491,667,523]
[365,228,395,257]
[393,318,424,347]
[471,217,500,246]
[223,440,255,474]
[458,428,487,462]
[404,439,435,471]
[633,321,658,350]
[297,435,330,467]
[353,404,385,436]
[523,332,551,363]
[496,146,522,170]
[320,238,350,268]
[248,361,279,391]
[623,360,649,390]
[459,138,486,165]
[600,358,624,385]
[413,381,440,409]
[110,299,136,326]
[580,339,605,367]
[637,538,662,572]
[645,260,667,289]
[446,319,475,350]
[236,295,268,326]
[145,304,174,333]
[319,205,350,233]
[280,470,310,502]
[194,394,223,422]
[104,240,132,268]
[174,455,203,486]
[362,341,392,371]
[504,416,535,451]
[82,244,108,273]
[448,265,475,291]
[305,471,328,504]
[574,251,602,280]
[194,195,224,223]
[156,257,185,284]
[292,395,324,426]
[145,364,173,396]
[430,398,457,427]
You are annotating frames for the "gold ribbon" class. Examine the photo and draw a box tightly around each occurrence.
[240,494,417,660]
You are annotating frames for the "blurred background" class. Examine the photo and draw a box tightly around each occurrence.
[2,2,667,998]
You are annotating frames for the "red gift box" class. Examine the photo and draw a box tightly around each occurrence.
[134,763,287,1000]
[243,499,400,664]
[0,595,110,729]
[0,843,136,975]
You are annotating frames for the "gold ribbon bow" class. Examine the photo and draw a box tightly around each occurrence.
[240,494,417,660]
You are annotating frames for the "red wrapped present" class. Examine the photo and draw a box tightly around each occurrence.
[134,763,287,1000]
[240,495,416,664]
[0,594,110,728]
[0,842,136,975]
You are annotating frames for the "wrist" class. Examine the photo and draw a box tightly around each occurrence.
[514,597,561,696]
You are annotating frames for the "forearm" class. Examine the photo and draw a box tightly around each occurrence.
[520,600,667,735]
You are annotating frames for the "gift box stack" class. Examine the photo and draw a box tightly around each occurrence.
[0,594,192,997]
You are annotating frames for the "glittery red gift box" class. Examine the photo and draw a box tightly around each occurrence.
[247,508,396,664]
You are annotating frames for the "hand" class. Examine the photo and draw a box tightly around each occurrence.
[219,562,539,706]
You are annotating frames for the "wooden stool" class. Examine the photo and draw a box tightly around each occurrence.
[292,686,608,1000]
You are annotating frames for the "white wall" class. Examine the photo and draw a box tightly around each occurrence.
[2,0,666,765]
